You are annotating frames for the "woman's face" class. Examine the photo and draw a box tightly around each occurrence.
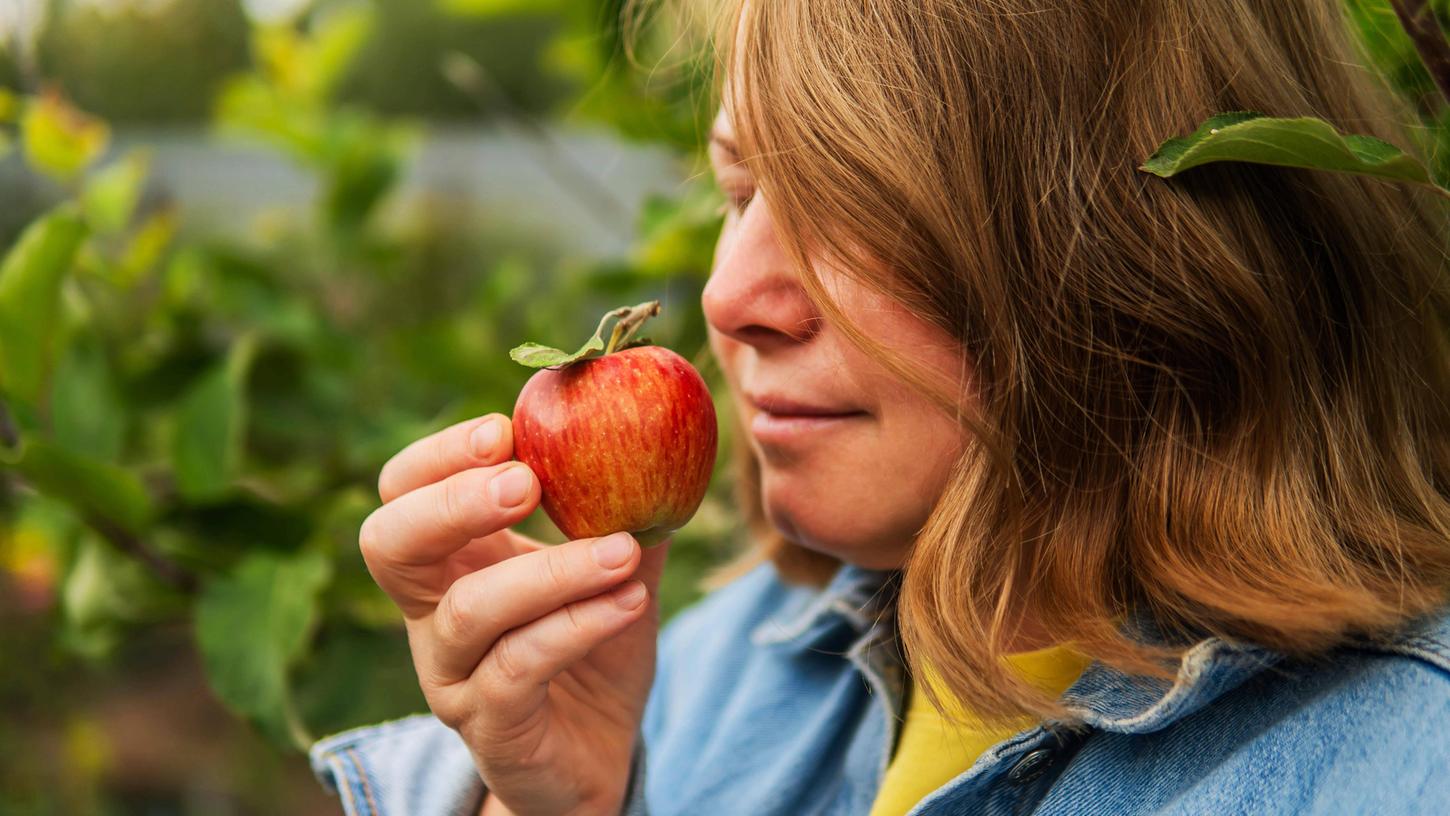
[703,109,971,570]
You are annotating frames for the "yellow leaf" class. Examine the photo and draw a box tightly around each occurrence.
[21,90,111,184]
[257,25,311,96]
[117,207,180,288]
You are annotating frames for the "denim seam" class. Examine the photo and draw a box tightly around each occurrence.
[310,714,446,816]
[1069,640,1278,734]
[312,713,439,755]
[1345,637,1450,677]
[347,747,380,816]
[320,750,363,815]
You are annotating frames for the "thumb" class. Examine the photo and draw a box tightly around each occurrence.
[631,536,672,595]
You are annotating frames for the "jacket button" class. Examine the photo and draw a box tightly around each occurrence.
[1007,748,1054,784]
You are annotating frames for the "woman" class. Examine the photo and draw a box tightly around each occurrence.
[312,1,1450,814]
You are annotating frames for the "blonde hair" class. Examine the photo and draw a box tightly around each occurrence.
[645,0,1450,727]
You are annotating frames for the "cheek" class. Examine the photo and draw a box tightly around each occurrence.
[707,327,740,386]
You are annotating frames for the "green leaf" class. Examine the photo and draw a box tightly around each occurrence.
[115,207,179,288]
[1342,0,1438,107]
[172,335,258,501]
[52,336,126,462]
[21,91,111,184]
[309,4,377,100]
[509,300,661,369]
[508,338,606,368]
[0,207,88,406]
[293,625,425,737]
[323,122,404,233]
[195,549,332,748]
[81,150,151,235]
[1139,111,1447,196]
[61,534,176,660]
[1,439,154,534]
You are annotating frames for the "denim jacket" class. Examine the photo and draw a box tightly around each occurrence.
[310,560,1450,815]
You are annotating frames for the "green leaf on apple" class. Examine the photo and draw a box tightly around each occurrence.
[508,336,607,369]
[510,300,661,369]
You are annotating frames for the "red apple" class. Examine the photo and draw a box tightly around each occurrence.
[510,303,717,546]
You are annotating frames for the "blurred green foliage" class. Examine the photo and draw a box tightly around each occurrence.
[0,0,723,810]
[1341,0,1450,184]
[0,0,1446,813]
[5,0,707,129]
[34,0,252,123]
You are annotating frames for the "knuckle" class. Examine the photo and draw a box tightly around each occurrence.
[427,688,473,731]
[538,549,576,597]
[430,433,453,482]
[377,458,402,503]
[471,674,509,712]
[433,587,474,652]
[437,472,475,538]
[375,472,392,503]
[487,633,533,687]
[432,702,467,732]
[358,512,385,567]
[377,437,426,501]
[562,599,592,638]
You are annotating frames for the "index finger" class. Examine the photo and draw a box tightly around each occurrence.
[379,413,514,503]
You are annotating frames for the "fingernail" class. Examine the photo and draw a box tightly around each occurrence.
[471,418,502,458]
[490,466,533,507]
[613,580,647,609]
[592,532,635,569]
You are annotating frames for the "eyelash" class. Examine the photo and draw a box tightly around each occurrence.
[717,186,756,216]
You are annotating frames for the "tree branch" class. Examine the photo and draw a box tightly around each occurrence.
[1389,0,1450,112]
[0,398,18,450]
[88,514,197,594]
[0,396,195,593]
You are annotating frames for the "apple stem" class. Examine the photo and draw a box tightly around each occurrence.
[604,300,661,355]
[603,320,629,356]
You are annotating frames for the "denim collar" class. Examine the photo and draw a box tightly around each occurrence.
[1065,601,1450,734]
[746,560,1450,736]
[749,561,898,650]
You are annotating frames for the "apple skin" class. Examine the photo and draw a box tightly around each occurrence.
[511,345,718,546]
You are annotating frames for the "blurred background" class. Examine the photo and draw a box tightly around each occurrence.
[0,0,728,812]
[0,0,1445,813]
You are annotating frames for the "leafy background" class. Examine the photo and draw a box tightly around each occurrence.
[0,0,1445,813]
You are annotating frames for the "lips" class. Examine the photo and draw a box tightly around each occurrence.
[746,392,863,418]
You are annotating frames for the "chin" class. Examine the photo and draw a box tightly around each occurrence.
[759,470,907,570]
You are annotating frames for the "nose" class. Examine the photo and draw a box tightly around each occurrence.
[701,194,822,351]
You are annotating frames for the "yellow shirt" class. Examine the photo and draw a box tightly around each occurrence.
[867,644,1092,816]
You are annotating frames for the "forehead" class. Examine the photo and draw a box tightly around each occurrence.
[712,107,734,137]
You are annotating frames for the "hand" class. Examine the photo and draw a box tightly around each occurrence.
[359,413,669,816]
